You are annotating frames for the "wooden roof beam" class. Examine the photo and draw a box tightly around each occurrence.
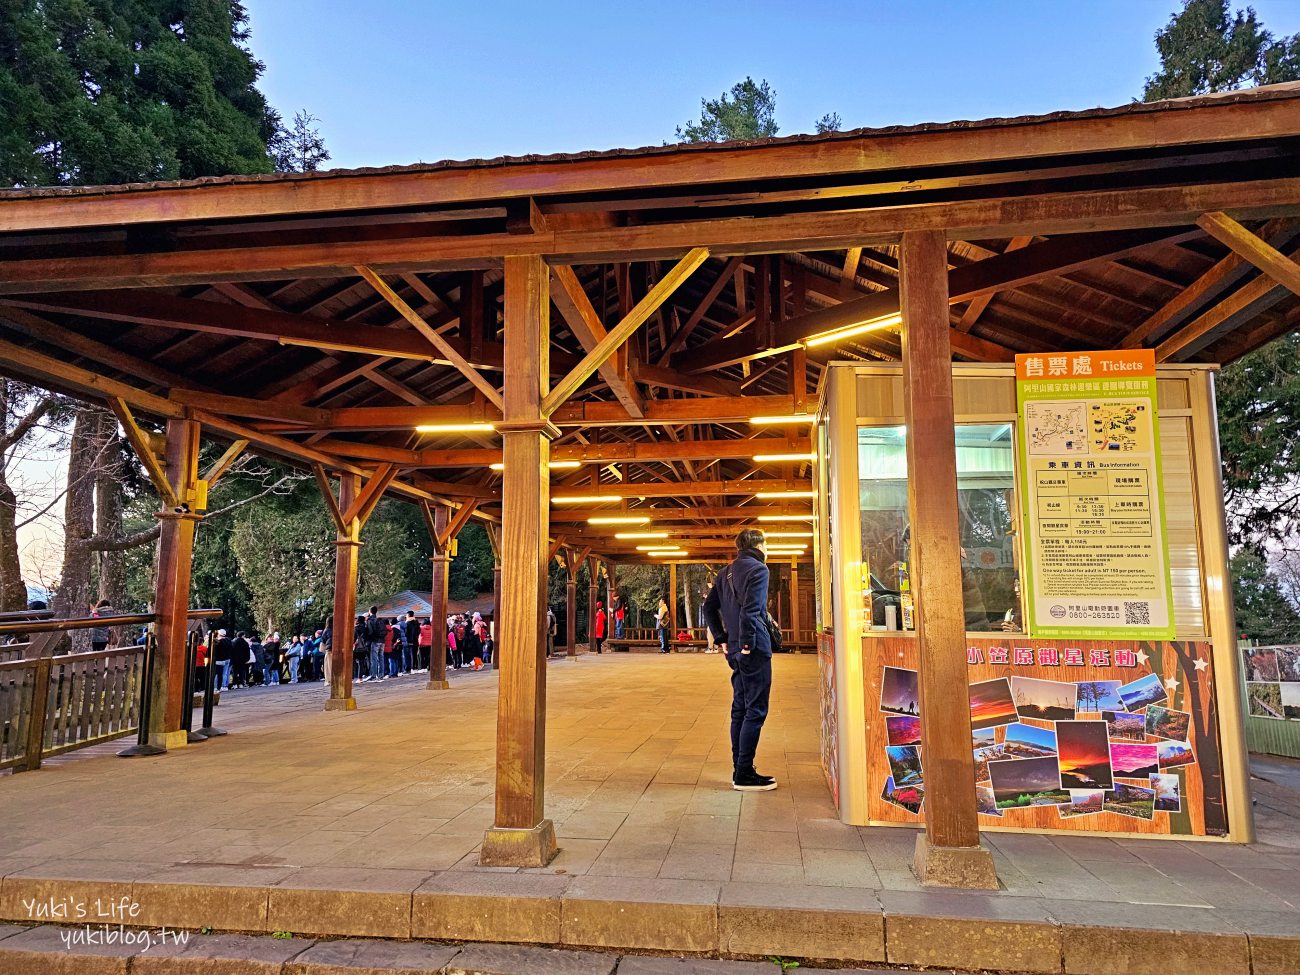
[7,176,1299,293]
[1156,241,1300,360]
[1198,212,1300,298]
[550,264,644,417]
[356,266,505,412]
[543,248,708,415]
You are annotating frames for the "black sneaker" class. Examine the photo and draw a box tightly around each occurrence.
[732,767,778,792]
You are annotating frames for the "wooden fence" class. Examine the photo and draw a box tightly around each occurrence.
[0,644,147,771]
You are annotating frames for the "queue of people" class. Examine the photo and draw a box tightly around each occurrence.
[197,607,494,691]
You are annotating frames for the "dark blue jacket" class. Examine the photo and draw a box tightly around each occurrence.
[702,548,771,657]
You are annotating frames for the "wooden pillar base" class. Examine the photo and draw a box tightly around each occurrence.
[912,834,999,890]
[426,678,450,690]
[479,820,558,868]
[148,730,189,750]
[323,697,357,712]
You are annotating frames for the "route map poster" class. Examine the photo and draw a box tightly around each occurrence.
[1016,350,1176,640]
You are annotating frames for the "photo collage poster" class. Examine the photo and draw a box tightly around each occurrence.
[865,636,1226,836]
[1242,645,1300,721]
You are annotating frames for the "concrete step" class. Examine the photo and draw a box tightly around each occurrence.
[0,927,917,975]
[1,867,1297,974]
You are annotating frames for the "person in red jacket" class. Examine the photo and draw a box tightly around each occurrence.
[593,601,607,654]
[418,618,433,672]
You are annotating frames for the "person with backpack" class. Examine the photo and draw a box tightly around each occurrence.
[89,598,115,653]
[702,527,778,792]
[363,607,386,681]
[655,597,670,654]
[248,633,265,686]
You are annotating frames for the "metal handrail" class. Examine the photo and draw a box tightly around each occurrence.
[0,608,223,636]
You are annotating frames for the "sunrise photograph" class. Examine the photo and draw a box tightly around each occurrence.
[1056,720,1115,790]
[969,677,1018,730]
[1011,676,1078,721]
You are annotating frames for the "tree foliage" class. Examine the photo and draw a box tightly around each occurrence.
[269,109,330,173]
[814,112,842,134]
[676,77,779,143]
[1231,549,1300,643]
[0,0,283,187]
[1143,0,1299,100]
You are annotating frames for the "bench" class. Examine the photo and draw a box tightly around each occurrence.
[607,639,713,653]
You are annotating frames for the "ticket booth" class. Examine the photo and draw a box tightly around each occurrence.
[813,358,1253,841]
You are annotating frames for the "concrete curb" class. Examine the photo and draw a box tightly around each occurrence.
[0,866,1296,973]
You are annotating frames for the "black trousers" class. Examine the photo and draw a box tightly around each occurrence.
[727,651,772,770]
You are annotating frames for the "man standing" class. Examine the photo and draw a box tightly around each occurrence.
[613,596,625,640]
[702,528,777,792]
[364,606,386,681]
[404,611,420,673]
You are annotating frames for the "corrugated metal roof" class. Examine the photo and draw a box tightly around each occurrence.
[4,82,1298,201]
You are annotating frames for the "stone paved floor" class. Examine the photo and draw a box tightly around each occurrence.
[1,653,1298,914]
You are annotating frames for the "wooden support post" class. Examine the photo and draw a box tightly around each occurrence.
[790,563,802,643]
[669,562,679,638]
[899,230,997,889]
[428,505,451,689]
[326,472,360,711]
[148,417,201,748]
[565,556,577,658]
[481,253,558,867]
[487,524,503,671]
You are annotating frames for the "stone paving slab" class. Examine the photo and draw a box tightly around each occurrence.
[0,923,138,975]
[129,931,312,974]
[284,938,462,975]
[413,870,566,944]
[444,942,615,975]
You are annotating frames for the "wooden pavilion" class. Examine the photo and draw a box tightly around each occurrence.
[2,82,1300,877]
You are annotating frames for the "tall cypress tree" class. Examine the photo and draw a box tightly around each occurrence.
[0,0,279,187]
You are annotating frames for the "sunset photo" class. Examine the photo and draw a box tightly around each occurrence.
[1056,720,1114,790]
[886,714,922,746]
[1109,742,1159,777]
[969,677,1018,730]
[1011,676,1078,721]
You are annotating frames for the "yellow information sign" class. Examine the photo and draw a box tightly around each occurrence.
[1016,350,1176,639]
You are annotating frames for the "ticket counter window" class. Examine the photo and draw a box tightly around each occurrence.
[858,423,1022,633]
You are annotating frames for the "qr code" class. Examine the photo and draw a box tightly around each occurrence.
[1124,601,1151,626]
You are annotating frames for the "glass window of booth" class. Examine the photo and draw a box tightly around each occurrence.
[858,423,1022,633]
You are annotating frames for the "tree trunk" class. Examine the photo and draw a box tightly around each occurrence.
[95,416,127,607]
[683,566,695,628]
[0,469,25,612]
[53,406,102,648]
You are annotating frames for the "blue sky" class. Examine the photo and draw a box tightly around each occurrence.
[244,0,1300,170]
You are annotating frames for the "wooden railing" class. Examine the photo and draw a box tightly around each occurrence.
[0,644,146,770]
[0,609,220,773]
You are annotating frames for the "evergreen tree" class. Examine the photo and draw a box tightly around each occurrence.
[1143,0,1299,100]
[814,112,842,134]
[269,109,330,173]
[1231,549,1300,643]
[1,0,280,187]
[676,77,779,143]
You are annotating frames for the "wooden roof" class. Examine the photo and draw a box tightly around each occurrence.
[2,83,1299,562]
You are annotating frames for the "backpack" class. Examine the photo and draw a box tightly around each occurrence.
[365,615,385,642]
